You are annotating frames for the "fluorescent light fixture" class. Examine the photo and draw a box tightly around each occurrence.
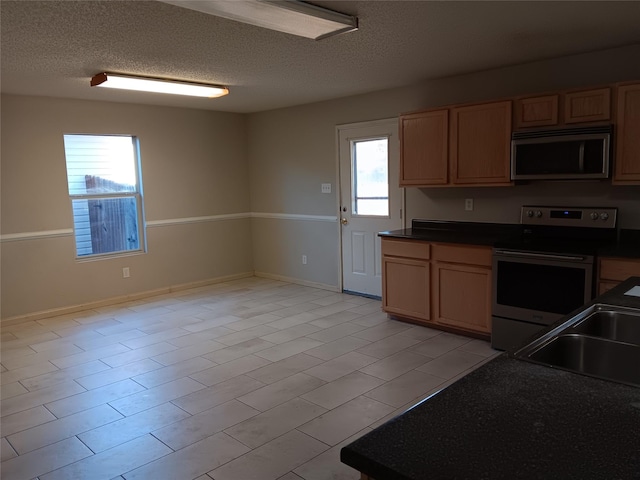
[90,72,229,98]
[160,0,358,40]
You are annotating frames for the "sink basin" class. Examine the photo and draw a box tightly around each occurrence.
[527,334,640,387]
[514,304,640,387]
[570,310,640,345]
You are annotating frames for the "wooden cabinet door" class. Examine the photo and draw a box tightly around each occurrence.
[598,281,619,295]
[432,261,491,334]
[598,256,640,293]
[382,256,430,321]
[599,257,640,282]
[450,101,512,185]
[514,95,559,129]
[400,110,448,186]
[564,88,611,124]
[614,84,640,183]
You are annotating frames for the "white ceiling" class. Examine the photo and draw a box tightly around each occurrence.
[2,1,640,113]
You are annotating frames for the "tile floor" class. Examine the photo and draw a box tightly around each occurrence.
[0,277,500,480]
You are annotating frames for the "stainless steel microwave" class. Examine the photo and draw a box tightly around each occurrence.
[511,125,612,180]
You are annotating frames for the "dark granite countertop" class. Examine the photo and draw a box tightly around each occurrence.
[599,229,640,259]
[379,220,640,258]
[378,220,521,247]
[341,278,640,480]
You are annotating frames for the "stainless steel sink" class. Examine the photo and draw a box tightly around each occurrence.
[514,304,640,387]
[527,334,640,387]
[570,310,640,345]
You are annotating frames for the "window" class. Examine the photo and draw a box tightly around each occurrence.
[352,137,389,216]
[63,134,144,257]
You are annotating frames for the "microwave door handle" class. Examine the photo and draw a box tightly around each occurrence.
[578,141,585,173]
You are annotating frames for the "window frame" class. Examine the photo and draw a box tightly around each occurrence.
[350,135,391,218]
[63,134,146,260]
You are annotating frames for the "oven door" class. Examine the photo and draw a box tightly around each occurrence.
[492,249,594,326]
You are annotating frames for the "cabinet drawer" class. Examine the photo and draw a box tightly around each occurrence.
[599,257,640,282]
[432,243,492,267]
[381,238,430,260]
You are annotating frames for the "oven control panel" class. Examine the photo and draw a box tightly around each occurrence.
[521,206,617,228]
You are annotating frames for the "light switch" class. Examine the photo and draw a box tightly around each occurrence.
[321,183,332,194]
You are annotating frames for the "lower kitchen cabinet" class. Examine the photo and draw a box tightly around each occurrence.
[381,238,430,321]
[431,244,492,334]
[382,256,430,321]
[598,257,640,294]
[431,262,492,334]
[381,237,492,335]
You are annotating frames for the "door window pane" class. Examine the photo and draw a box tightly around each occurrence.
[353,138,388,216]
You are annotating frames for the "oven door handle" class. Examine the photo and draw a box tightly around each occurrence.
[494,250,587,262]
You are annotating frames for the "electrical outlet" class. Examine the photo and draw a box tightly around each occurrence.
[465,198,474,211]
[321,183,331,194]
[302,255,307,265]
[122,267,130,278]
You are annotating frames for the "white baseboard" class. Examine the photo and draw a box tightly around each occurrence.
[1,271,254,326]
[253,271,339,293]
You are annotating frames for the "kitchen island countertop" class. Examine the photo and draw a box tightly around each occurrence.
[341,277,640,480]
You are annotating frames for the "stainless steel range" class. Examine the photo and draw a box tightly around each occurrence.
[491,206,618,351]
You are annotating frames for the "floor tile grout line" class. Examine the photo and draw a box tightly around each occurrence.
[1,277,496,480]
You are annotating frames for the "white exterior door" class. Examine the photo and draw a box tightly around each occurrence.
[338,119,403,297]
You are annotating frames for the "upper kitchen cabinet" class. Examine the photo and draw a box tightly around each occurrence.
[564,88,611,124]
[398,82,635,188]
[450,101,512,185]
[399,100,512,187]
[613,83,640,184]
[514,88,611,129]
[514,95,559,129]
[400,110,448,186]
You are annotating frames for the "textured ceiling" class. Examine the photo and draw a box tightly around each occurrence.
[2,1,640,113]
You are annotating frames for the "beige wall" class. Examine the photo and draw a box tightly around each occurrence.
[2,45,640,318]
[1,95,252,318]
[247,44,640,288]
[251,218,339,289]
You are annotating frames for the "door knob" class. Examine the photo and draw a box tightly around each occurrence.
[341,218,348,225]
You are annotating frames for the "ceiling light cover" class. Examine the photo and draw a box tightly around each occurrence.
[160,0,358,40]
[90,73,229,98]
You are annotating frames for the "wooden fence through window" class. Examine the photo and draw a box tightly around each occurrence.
[85,175,139,254]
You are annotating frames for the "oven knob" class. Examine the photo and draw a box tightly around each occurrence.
[535,211,542,218]
[526,210,534,218]
[590,212,599,220]
[600,213,609,221]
